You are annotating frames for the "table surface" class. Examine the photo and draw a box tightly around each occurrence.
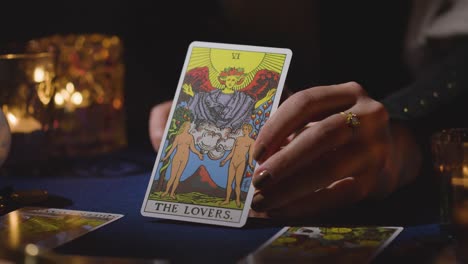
[0,148,455,263]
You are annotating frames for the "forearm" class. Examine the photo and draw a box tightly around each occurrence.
[390,122,422,188]
[224,152,233,162]
[165,139,177,157]
[248,149,254,165]
[369,120,423,199]
[190,144,202,156]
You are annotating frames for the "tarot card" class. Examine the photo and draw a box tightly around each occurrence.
[240,226,403,263]
[141,41,292,227]
[0,207,123,250]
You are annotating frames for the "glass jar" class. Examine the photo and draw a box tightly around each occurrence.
[27,34,127,157]
[0,52,55,168]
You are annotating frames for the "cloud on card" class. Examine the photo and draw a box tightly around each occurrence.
[190,122,241,160]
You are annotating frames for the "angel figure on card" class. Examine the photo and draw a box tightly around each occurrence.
[180,48,284,132]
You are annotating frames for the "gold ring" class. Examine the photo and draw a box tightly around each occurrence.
[340,111,360,128]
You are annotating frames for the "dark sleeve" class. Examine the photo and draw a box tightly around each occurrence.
[382,37,468,133]
[381,37,468,195]
[365,39,468,223]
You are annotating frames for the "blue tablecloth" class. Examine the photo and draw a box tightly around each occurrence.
[0,149,453,263]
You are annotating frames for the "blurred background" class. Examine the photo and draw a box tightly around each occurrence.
[0,0,411,152]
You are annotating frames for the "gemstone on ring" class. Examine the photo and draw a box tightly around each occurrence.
[341,112,360,127]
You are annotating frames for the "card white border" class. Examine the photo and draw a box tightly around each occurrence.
[19,207,124,220]
[18,207,124,227]
[369,226,403,261]
[140,41,292,228]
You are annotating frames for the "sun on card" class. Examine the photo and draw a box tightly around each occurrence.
[141,41,292,227]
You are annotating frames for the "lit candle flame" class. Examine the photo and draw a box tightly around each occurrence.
[6,112,18,127]
[60,89,70,100]
[5,111,42,133]
[54,93,65,106]
[53,83,88,110]
[66,82,75,93]
[439,164,444,172]
[71,92,83,105]
[33,67,45,82]
[113,98,122,109]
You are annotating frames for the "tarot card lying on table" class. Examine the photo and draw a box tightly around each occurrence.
[141,41,292,227]
[241,226,403,263]
[0,207,123,249]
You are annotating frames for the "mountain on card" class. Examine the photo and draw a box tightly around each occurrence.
[178,165,226,198]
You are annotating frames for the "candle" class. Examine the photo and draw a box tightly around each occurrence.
[54,82,89,112]
[0,109,11,167]
[0,52,55,168]
[6,112,42,133]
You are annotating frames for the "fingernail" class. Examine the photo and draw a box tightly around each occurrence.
[251,193,267,212]
[253,144,266,161]
[253,170,271,189]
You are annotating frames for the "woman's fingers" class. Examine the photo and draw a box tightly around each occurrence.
[149,100,173,151]
[265,176,366,219]
[251,142,373,212]
[252,113,352,189]
[246,81,395,219]
[253,82,365,163]
[248,209,269,218]
[252,97,388,191]
[249,91,391,217]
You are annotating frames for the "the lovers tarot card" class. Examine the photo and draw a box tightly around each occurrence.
[141,41,292,227]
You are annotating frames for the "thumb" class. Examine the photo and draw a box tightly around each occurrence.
[149,100,173,151]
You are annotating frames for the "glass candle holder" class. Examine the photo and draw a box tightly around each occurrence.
[0,52,56,167]
[431,128,468,261]
[0,109,11,168]
[27,34,127,157]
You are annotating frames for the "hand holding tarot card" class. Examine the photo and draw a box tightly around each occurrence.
[141,42,292,227]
